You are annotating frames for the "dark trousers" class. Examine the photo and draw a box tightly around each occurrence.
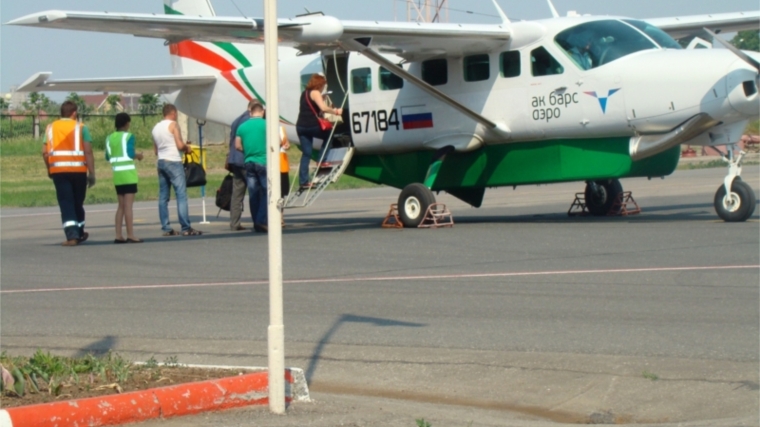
[296,126,329,186]
[229,164,247,229]
[52,173,87,240]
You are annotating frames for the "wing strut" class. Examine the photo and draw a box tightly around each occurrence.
[341,39,510,138]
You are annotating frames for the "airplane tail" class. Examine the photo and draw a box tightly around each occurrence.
[164,0,216,17]
[164,0,262,76]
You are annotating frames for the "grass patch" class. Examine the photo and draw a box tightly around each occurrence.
[0,351,249,408]
[642,371,659,381]
[1,143,378,208]
[677,159,760,171]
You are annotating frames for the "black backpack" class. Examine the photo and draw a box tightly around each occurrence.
[215,174,234,212]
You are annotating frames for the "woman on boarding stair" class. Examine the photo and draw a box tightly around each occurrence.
[295,74,342,189]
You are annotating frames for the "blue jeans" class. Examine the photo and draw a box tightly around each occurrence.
[157,160,191,233]
[296,126,329,186]
[244,162,268,226]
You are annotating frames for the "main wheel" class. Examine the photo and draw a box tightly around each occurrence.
[714,179,756,222]
[398,183,436,228]
[584,179,623,216]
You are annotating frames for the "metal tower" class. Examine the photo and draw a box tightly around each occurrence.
[397,0,449,23]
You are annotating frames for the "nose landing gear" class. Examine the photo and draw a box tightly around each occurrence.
[714,146,756,222]
[584,179,624,216]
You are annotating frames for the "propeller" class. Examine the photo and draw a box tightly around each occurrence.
[703,27,760,74]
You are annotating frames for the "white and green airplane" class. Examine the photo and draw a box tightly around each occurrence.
[10,0,760,225]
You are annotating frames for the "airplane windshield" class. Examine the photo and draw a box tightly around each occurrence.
[554,20,658,71]
[622,20,682,50]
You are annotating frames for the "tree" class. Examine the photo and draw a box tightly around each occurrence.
[22,92,51,116]
[138,94,160,115]
[731,30,759,52]
[0,98,9,112]
[66,92,92,117]
[105,94,122,112]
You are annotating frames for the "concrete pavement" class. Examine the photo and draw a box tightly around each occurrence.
[1,166,758,425]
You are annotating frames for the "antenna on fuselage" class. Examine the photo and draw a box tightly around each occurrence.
[491,0,510,25]
[547,0,560,18]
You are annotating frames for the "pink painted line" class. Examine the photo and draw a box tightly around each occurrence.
[2,265,757,295]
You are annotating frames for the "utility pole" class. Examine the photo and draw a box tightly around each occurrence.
[405,0,448,23]
[264,0,285,415]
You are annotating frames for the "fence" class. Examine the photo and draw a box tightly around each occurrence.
[0,114,162,140]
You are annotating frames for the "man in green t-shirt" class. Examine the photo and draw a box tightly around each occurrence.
[234,100,268,232]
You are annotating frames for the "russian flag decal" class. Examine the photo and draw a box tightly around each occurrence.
[401,106,434,130]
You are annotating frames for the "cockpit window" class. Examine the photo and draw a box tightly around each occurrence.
[554,20,658,70]
[622,20,682,50]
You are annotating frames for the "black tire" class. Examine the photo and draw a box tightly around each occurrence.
[714,179,756,222]
[398,183,436,228]
[584,179,623,216]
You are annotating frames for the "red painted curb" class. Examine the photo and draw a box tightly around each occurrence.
[6,371,292,427]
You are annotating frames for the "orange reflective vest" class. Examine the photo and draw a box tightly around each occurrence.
[279,126,289,174]
[46,119,87,174]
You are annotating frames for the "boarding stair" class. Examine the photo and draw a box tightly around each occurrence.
[283,144,354,209]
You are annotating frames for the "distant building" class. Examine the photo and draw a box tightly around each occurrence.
[81,94,141,112]
[1,86,28,112]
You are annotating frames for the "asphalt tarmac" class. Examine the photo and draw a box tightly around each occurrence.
[1,166,758,426]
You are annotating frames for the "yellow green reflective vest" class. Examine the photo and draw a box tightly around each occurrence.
[106,132,138,186]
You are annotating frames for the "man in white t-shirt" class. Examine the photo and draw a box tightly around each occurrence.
[151,104,202,236]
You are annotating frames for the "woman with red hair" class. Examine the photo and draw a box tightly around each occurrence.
[295,74,343,188]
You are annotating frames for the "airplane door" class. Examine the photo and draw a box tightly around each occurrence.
[524,46,586,139]
[322,53,353,148]
[346,53,409,151]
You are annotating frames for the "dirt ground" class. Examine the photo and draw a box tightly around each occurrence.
[0,367,249,408]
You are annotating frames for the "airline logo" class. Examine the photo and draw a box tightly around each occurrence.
[584,89,621,114]
[401,105,434,130]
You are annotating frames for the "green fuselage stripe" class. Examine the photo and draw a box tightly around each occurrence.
[346,137,680,192]
[237,69,265,103]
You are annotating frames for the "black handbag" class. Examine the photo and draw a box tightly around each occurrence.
[184,152,207,187]
[215,174,234,211]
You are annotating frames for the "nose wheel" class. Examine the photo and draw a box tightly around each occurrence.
[714,147,756,222]
[584,179,624,216]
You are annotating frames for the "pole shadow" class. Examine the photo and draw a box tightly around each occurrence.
[305,314,426,383]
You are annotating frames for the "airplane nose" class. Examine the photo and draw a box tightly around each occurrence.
[727,57,760,117]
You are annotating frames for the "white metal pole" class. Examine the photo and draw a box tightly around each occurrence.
[264,0,285,415]
[198,120,210,224]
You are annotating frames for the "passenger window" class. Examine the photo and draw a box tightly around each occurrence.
[531,47,564,76]
[379,66,404,90]
[351,68,372,94]
[500,51,521,78]
[422,58,448,86]
[463,54,490,82]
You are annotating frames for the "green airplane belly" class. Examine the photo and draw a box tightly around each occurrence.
[345,137,680,191]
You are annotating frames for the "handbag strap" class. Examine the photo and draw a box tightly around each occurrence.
[305,91,322,120]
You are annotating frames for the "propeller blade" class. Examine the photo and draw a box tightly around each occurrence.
[704,27,760,73]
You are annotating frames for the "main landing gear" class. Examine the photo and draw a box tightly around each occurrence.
[398,183,436,227]
[584,179,624,216]
[714,147,756,222]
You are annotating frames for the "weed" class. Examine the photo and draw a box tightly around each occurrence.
[642,371,659,381]
[163,356,181,368]
[416,419,432,427]
[144,356,159,370]
[0,350,136,397]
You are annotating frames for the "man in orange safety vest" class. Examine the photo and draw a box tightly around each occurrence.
[43,100,96,246]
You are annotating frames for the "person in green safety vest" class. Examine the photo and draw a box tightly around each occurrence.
[106,112,144,243]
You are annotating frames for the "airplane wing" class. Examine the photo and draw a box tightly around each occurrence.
[646,11,760,39]
[6,11,511,60]
[17,72,216,94]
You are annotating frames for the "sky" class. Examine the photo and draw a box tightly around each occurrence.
[1,0,758,95]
